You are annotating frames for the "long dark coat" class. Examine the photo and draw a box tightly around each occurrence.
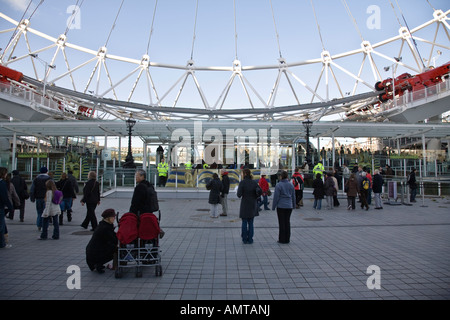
[82,179,100,204]
[86,220,117,270]
[237,176,261,219]
[345,177,359,197]
[372,174,384,193]
[206,177,223,204]
[312,178,325,199]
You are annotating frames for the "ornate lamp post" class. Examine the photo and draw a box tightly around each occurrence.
[302,118,313,166]
[123,115,136,168]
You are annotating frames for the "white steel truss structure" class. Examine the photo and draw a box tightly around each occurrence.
[0,6,449,123]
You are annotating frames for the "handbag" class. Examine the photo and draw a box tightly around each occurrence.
[267,189,272,196]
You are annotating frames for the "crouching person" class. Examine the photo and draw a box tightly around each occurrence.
[86,209,118,274]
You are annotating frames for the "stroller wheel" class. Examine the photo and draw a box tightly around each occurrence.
[115,268,123,279]
[155,265,162,277]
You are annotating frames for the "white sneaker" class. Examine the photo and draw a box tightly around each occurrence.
[2,244,12,249]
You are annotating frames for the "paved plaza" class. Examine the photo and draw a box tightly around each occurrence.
[1,189,449,301]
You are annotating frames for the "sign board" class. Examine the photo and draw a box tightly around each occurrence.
[102,149,112,160]
[388,181,397,199]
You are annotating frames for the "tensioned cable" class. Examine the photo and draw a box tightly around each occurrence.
[425,0,436,11]
[310,0,325,51]
[104,0,125,47]
[190,0,199,60]
[392,0,426,68]
[146,0,159,54]
[2,0,44,59]
[64,0,84,36]
[233,0,238,60]
[341,0,364,42]
[269,0,282,58]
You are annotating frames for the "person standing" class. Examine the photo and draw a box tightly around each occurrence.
[365,168,373,205]
[157,158,169,187]
[80,171,100,231]
[324,172,335,210]
[206,173,223,218]
[313,161,324,180]
[272,171,296,244]
[291,168,304,209]
[220,170,230,216]
[407,168,417,203]
[129,169,153,215]
[372,169,384,209]
[39,180,61,240]
[237,169,261,244]
[359,172,370,211]
[30,167,52,231]
[258,174,270,211]
[56,172,76,225]
[0,167,13,249]
[312,173,325,211]
[11,170,28,222]
[86,208,118,274]
[345,173,359,210]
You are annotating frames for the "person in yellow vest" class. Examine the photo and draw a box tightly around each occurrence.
[184,160,192,170]
[313,161,324,180]
[157,158,169,187]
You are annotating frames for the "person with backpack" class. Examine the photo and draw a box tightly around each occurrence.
[130,169,156,215]
[291,168,304,209]
[129,169,164,238]
[359,172,370,211]
[39,180,61,240]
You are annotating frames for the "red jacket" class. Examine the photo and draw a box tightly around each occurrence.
[258,177,269,196]
[292,173,304,191]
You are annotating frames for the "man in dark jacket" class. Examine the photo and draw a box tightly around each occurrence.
[130,169,154,215]
[11,170,28,222]
[29,167,51,231]
[407,168,417,203]
[220,170,230,216]
[372,169,384,209]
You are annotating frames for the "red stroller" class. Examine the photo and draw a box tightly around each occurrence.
[115,211,162,278]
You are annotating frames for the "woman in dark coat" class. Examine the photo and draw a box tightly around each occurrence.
[86,208,117,273]
[312,173,325,211]
[237,169,261,244]
[206,173,223,218]
[80,171,100,231]
[345,173,359,210]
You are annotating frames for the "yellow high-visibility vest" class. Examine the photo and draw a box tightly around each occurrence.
[158,162,169,176]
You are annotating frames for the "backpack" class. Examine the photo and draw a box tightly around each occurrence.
[145,184,159,213]
[52,190,63,204]
[362,179,369,190]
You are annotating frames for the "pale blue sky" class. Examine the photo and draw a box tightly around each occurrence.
[1,0,449,110]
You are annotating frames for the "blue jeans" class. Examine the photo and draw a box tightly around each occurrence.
[313,198,322,210]
[40,216,59,239]
[60,198,72,212]
[35,198,45,228]
[0,209,6,248]
[410,187,417,202]
[241,218,254,244]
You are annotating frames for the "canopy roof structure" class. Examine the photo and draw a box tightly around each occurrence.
[0,120,448,145]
